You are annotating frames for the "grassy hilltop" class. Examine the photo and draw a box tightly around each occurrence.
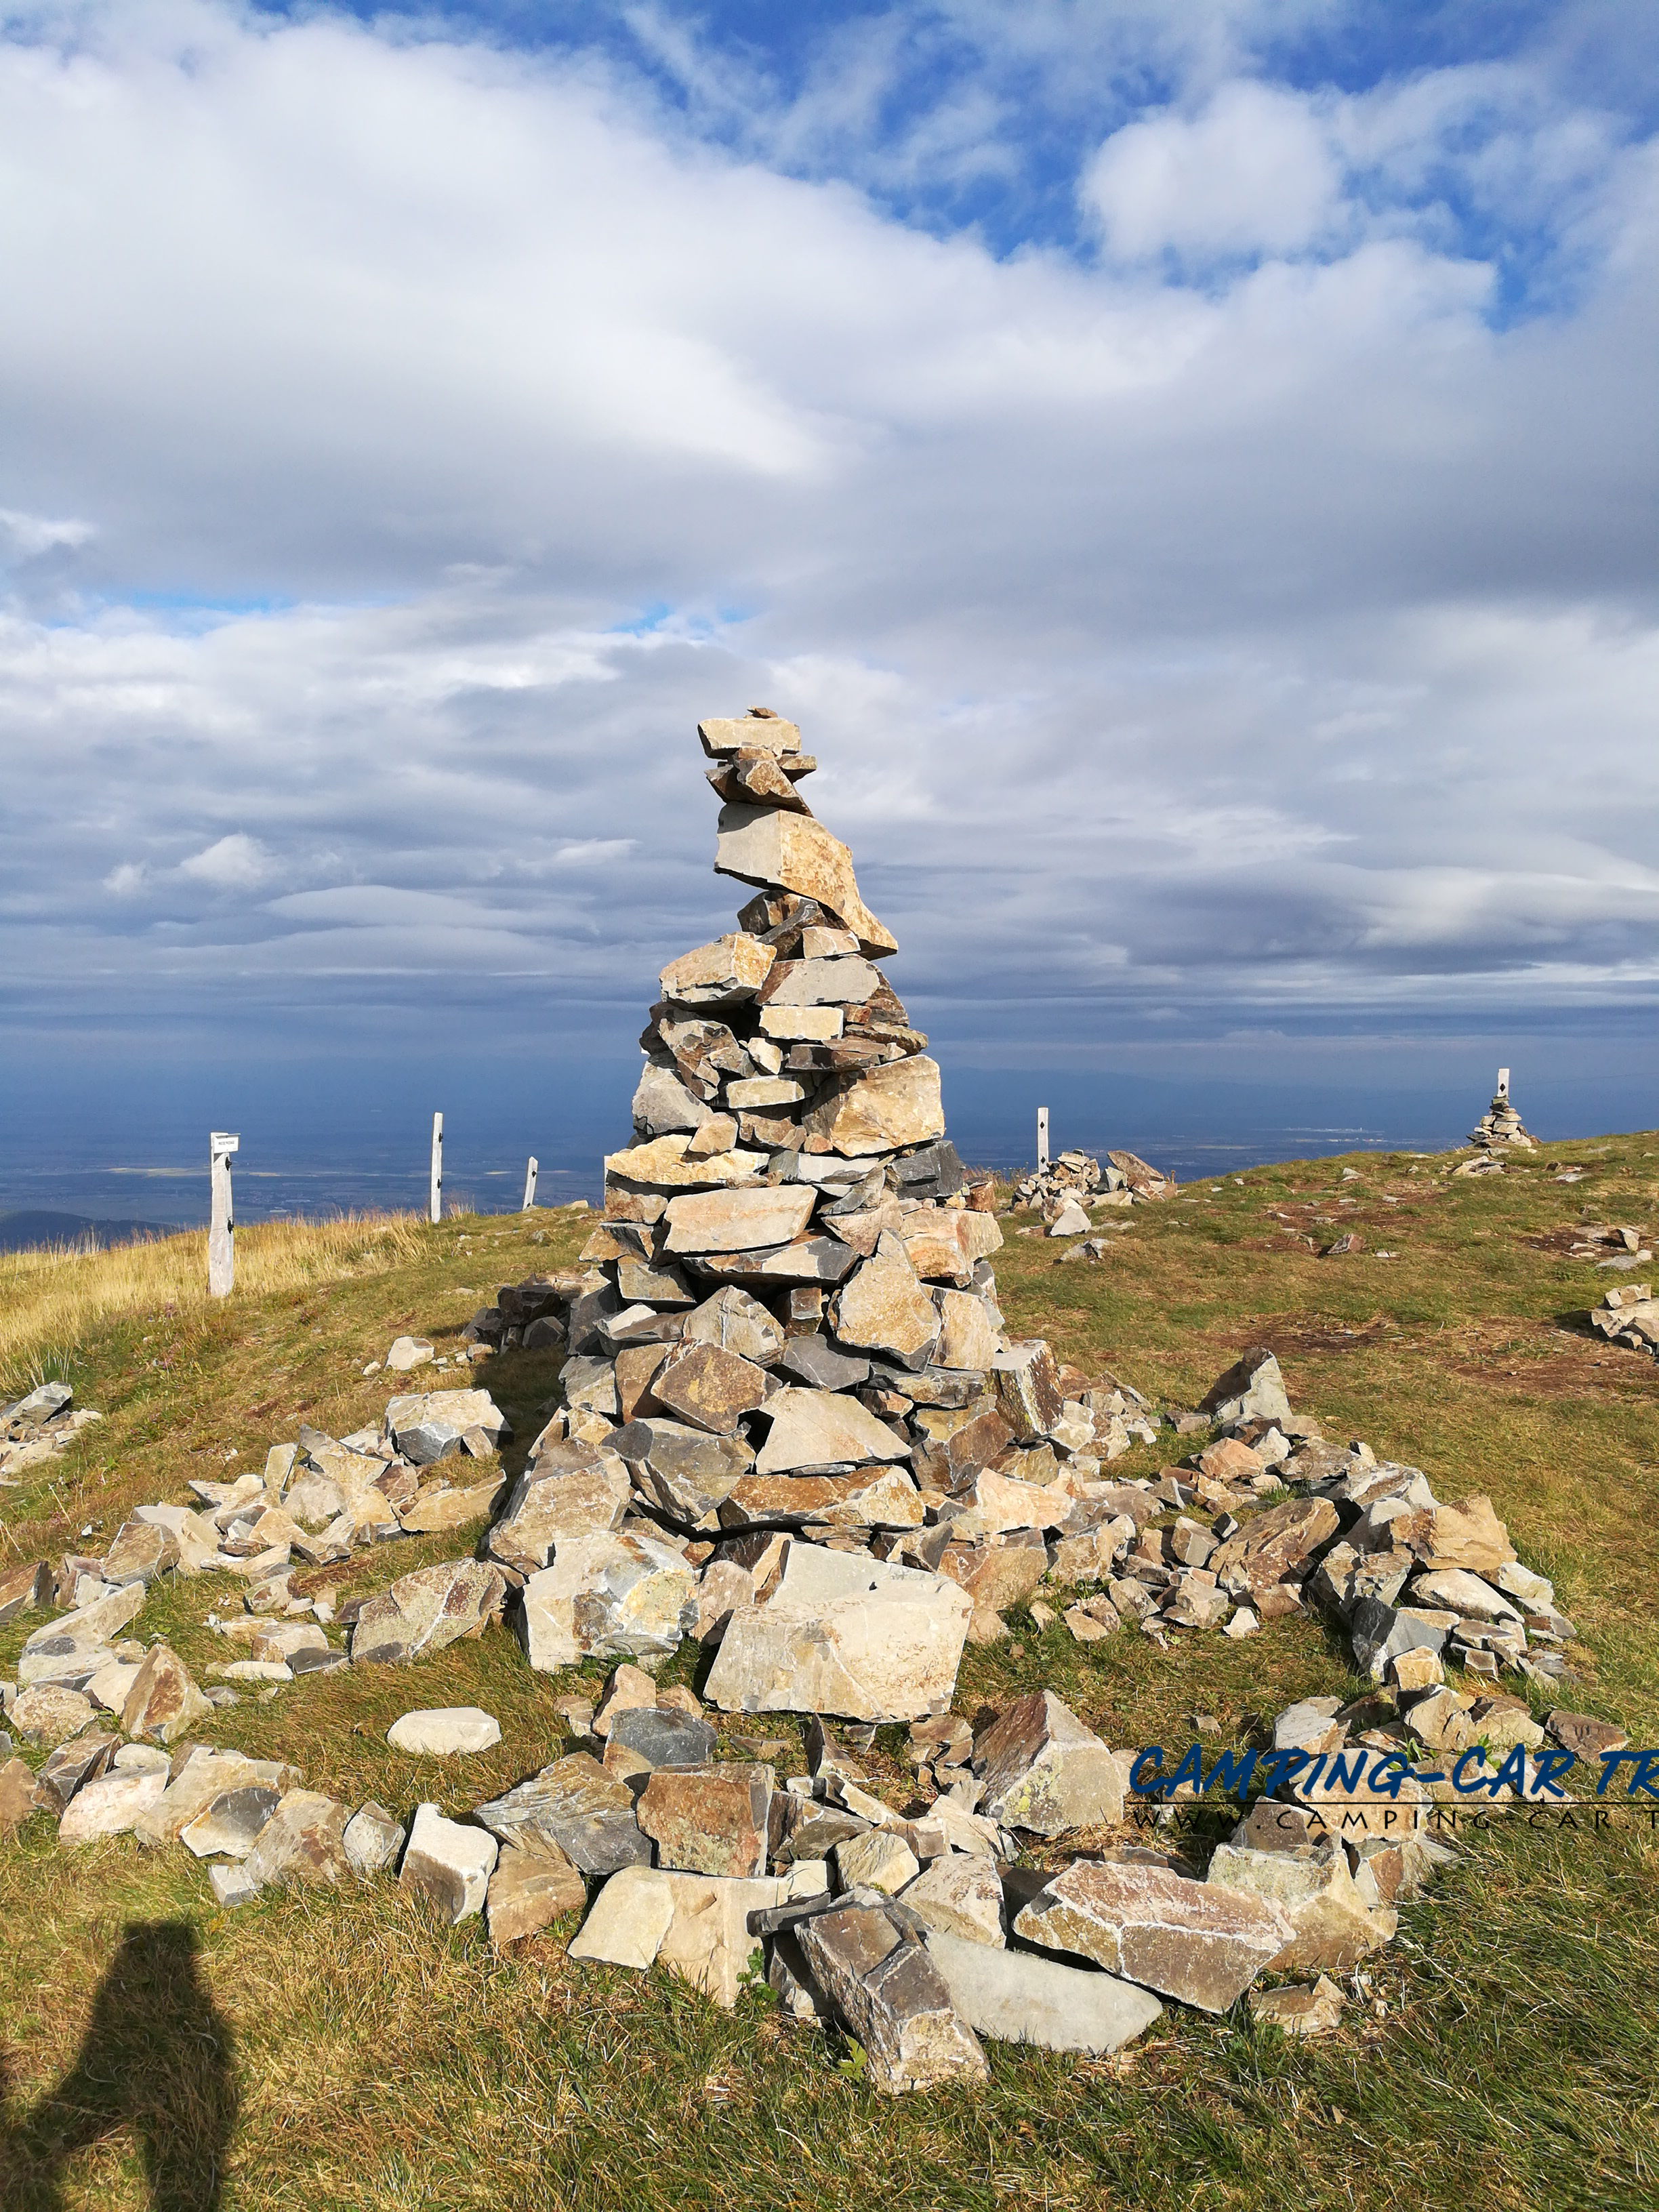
[2,1132,1658,2211]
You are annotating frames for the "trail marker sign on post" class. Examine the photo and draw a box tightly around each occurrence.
[430,1113,443,1225]
[523,1157,539,1210]
[209,1132,239,1297]
[1496,1067,1510,1102]
[1036,1107,1050,1174]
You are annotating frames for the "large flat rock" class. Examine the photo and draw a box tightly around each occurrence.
[753,1386,912,1475]
[714,805,896,956]
[801,1057,944,1157]
[1013,1860,1292,2014]
[923,1929,1162,2054]
[662,1185,817,1255]
[704,1542,970,1722]
[350,1559,506,1665]
[517,1532,695,1671]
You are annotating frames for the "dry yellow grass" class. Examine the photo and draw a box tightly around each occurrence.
[0,1214,424,1394]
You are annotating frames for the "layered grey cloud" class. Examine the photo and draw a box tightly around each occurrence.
[1,0,1655,1093]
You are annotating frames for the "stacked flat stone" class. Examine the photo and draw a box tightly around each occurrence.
[1012,1148,1173,1218]
[1468,1084,1536,1153]
[492,710,1142,1714]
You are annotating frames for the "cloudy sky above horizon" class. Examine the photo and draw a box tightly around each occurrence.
[3,0,1657,1162]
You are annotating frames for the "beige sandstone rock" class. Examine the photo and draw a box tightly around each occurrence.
[1014,1860,1293,2013]
[714,805,896,956]
[659,933,777,1006]
[682,1286,784,1364]
[11,1684,95,1748]
[350,1559,506,1665]
[518,1530,695,1671]
[801,1056,944,1155]
[650,1340,771,1434]
[605,1133,766,1188]
[1209,1498,1340,1596]
[1208,1839,1397,1972]
[487,1839,587,1946]
[662,1185,817,1254]
[752,1385,912,1475]
[698,714,802,758]
[57,1769,167,1843]
[705,1542,971,1722]
[1250,1975,1345,2036]
[830,1238,941,1364]
[400,1802,498,1923]
[935,1289,1001,1370]
[899,1854,1006,1946]
[243,1791,351,1889]
[120,1645,213,1744]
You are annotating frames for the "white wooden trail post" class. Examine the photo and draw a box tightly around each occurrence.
[1036,1106,1050,1174]
[1496,1067,1511,1102]
[523,1156,539,1210]
[208,1132,239,1298]
[430,1112,443,1225]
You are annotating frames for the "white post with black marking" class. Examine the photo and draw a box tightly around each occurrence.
[523,1156,539,1210]
[430,1112,443,1225]
[1036,1106,1050,1174]
[1496,1067,1510,1102]
[209,1131,239,1297]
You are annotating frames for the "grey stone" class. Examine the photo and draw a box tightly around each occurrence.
[1349,1597,1448,1683]
[610,1418,754,1532]
[752,1387,911,1475]
[633,1059,716,1135]
[778,1338,871,1391]
[607,1705,717,1767]
[924,1928,1162,2053]
[795,1904,989,2093]
[472,1753,651,1875]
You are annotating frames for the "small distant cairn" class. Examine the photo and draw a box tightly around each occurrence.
[1467,1067,1536,1154]
[1012,1147,1174,1223]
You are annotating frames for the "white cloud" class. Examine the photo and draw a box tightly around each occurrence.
[1082,83,1343,261]
[178,833,271,888]
[102,861,146,894]
[0,505,95,560]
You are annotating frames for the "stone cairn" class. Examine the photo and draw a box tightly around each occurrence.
[1012,1147,1174,1225]
[499,700,1099,1701]
[1468,1068,1536,1153]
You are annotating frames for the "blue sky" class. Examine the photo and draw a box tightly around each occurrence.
[1,0,1656,1200]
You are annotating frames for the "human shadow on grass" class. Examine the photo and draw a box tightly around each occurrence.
[1,1921,237,2211]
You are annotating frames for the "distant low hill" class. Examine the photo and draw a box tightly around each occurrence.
[0,1209,188,1255]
